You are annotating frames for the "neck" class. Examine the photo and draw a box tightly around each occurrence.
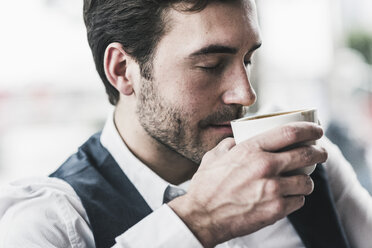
[114,104,198,185]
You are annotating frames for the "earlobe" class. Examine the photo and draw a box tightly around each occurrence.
[104,42,134,95]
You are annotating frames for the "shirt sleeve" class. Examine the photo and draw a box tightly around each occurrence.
[320,137,372,248]
[113,204,203,248]
[0,178,202,248]
[0,177,95,248]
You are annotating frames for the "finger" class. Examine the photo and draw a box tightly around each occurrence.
[282,195,306,216]
[254,180,307,220]
[213,137,236,153]
[263,176,313,200]
[251,122,323,152]
[278,175,314,196]
[202,138,236,164]
[274,145,328,174]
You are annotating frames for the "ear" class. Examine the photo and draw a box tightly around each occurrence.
[104,42,137,95]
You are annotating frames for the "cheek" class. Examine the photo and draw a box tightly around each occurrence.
[154,60,222,117]
[174,82,218,121]
[164,73,220,106]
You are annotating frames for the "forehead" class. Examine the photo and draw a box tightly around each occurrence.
[158,0,261,56]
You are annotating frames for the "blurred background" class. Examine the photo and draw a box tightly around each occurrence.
[0,0,371,192]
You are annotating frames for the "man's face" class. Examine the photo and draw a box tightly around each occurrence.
[136,0,261,164]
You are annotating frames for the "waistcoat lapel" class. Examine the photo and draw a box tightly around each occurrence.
[50,132,152,248]
[288,164,350,248]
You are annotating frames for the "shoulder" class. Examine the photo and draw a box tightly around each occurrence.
[0,177,94,247]
[0,176,85,216]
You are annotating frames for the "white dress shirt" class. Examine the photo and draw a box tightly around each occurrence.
[0,112,372,248]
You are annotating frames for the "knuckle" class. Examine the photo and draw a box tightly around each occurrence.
[302,147,314,164]
[286,150,296,164]
[238,141,257,155]
[282,125,300,142]
[271,198,286,217]
[298,175,314,195]
[234,148,249,164]
[202,150,214,162]
[203,150,212,159]
[265,179,281,195]
[240,147,251,158]
[257,158,274,176]
[209,138,235,157]
[218,137,235,149]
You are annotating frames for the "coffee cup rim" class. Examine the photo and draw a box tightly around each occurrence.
[232,108,317,123]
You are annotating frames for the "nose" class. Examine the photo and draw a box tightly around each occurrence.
[221,66,256,106]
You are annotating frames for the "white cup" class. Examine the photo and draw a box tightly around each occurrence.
[231,109,318,175]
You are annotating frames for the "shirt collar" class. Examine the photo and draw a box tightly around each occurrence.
[100,109,170,210]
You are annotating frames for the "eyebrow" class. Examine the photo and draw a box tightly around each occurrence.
[190,45,237,57]
[189,42,262,58]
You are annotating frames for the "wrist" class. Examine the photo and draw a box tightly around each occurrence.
[168,194,217,248]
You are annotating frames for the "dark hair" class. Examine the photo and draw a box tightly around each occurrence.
[83,0,213,105]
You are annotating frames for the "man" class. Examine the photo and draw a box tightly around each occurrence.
[0,0,371,247]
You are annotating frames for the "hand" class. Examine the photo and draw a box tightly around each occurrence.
[168,122,328,247]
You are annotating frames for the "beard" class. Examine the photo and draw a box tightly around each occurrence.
[136,77,246,164]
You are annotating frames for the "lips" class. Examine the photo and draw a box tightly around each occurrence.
[207,122,233,135]
[209,121,232,127]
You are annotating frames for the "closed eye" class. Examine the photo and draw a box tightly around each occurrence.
[199,64,221,70]
[197,62,225,73]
